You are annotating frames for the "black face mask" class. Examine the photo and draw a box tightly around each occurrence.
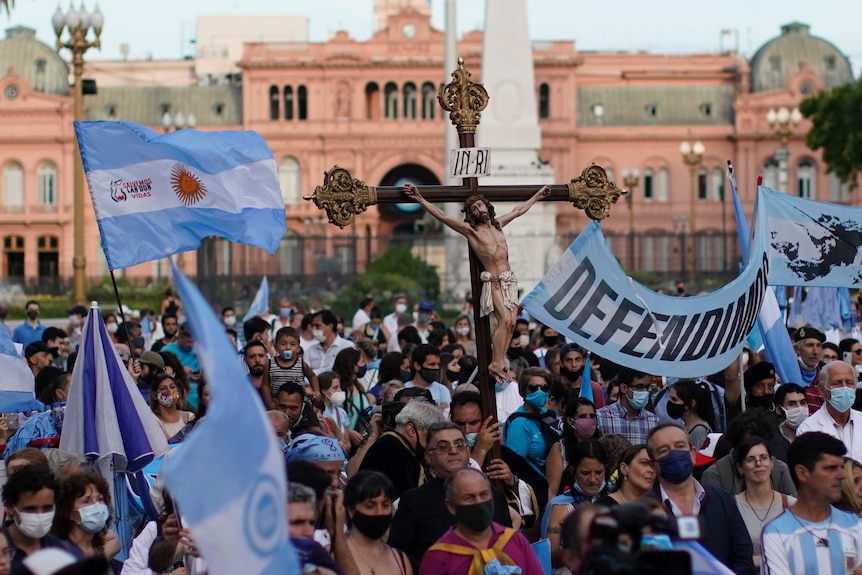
[400,369,413,383]
[420,368,439,384]
[748,394,774,410]
[506,347,522,360]
[350,511,392,540]
[676,287,686,295]
[666,401,687,420]
[543,335,558,347]
[454,499,494,532]
[561,367,581,382]
[446,370,460,384]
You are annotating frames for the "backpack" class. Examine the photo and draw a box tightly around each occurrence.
[427,528,520,575]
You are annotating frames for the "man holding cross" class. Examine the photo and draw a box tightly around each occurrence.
[403,183,551,382]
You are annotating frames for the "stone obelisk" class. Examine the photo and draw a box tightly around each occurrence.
[477,0,557,295]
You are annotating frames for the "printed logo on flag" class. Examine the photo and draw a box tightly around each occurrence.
[170,162,208,206]
[110,177,153,203]
[243,474,284,558]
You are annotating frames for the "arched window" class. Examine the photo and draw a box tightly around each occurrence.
[403,82,417,120]
[384,82,398,119]
[3,236,23,277]
[269,86,280,120]
[37,235,58,278]
[278,231,303,276]
[711,168,724,201]
[797,160,816,199]
[538,83,550,119]
[656,168,669,202]
[3,163,23,213]
[643,168,654,200]
[283,86,294,120]
[697,168,708,200]
[278,156,301,206]
[421,82,436,120]
[297,85,308,120]
[762,159,779,191]
[37,162,57,209]
[642,234,669,272]
[365,82,380,120]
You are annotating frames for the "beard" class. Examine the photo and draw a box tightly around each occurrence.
[477,212,490,223]
[249,365,265,377]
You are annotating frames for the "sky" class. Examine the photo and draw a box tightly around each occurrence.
[2,0,860,74]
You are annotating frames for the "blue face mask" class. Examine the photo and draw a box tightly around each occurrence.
[629,390,650,410]
[278,438,289,454]
[573,479,607,497]
[495,381,510,392]
[657,449,693,484]
[828,386,856,413]
[525,389,549,409]
[356,364,368,379]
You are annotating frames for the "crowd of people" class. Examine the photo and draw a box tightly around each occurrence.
[5,289,862,575]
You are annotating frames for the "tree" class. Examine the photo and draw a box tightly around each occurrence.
[800,79,862,190]
[331,243,440,322]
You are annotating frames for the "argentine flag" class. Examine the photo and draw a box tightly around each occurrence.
[161,264,298,575]
[74,121,286,270]
[244,276,270,323]
[0,328,41,412]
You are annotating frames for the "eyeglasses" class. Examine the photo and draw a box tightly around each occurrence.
[743,455,771,467]
[855,350,862,355]
[0,548,13,562]
[527,384,546,393]
[628,384,649,392]
[427,441,469,453]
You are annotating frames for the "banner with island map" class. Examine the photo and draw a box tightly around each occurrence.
[521,187,862,376]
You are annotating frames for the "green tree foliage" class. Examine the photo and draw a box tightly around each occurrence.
[800,79,862,190]
[331,243,440,322]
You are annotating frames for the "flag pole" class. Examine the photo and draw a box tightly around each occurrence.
[109,269,134,353]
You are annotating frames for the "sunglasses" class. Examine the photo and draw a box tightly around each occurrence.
[527,383,546,393]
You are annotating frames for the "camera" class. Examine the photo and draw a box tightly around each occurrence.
[580,501,693,575]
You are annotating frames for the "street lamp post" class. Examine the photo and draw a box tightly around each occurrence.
[622,169,640,269]
[672,214,688,280]
[766,107,802,193]
[679,138,705,284]
[54,3,103,305]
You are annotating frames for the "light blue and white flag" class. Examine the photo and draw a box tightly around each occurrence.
[674,541,735,575]
[801,287,843,332]
[161,265,298,575]
[74,121,286,270]
[580,352,593,402]
[0,327,41,412]
[60,303,168,472]
[521,219,769,378]
[760,187,862,286]
[728,166,802,385]
[244,276,270,323]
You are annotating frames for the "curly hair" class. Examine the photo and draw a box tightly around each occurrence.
[463,195,501,230]
[53,471,112,549]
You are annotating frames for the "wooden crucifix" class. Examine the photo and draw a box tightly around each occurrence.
[305,60,626,457]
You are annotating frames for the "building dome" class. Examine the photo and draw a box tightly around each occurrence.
[749,22,853,93]
[0,26,70,96]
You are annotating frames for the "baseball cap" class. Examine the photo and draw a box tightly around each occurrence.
[139,351,165,370]
[418,300,435,312]
[25,341,58,359]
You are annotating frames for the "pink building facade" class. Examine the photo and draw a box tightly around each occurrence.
[0,9,854,294]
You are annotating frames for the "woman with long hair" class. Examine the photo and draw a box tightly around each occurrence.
[333,348,375,442]
[451,314,477,357]
[149,373,195,441]
[344,471,411,575]
[734,437,795,569]
[355,307,390,358]
[667,379,715,450]
[52,471,120,563]
[369,352,406,401]
[596,444,655,506]
[319,371,352,455]
[836,458,862,516]
[542,440,608,568]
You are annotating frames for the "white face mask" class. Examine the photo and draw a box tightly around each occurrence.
[742,352,750,365]
[395,303,408,314]
[78,502,110,534]
[106,323,119,334]
[455,327,470,337]
[224,316,236,327]
[329,391,346,407]
[312,329,326,342]
[15,508,55,539]
[519,335,530,348]
[784,406,809,429]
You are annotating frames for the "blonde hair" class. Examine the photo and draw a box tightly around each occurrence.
[838,458,862,516]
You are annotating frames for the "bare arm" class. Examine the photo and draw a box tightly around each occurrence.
[403,184,473,235]
[497,185,551,228]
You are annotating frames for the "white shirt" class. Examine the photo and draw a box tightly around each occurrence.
[797,405,862,463]
[383,312,400,338]
[659,479,706,518]
[496,382,523,424]
[352,308,371,331]
[121,520,157,575]
[306,336,355,374]
[405,379,452,408]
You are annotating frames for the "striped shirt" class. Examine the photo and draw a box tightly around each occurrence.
[596,399,659,445]
[761,508,862,575]
[269,358,306,398]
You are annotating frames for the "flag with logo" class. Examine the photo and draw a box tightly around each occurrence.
[74,121,286,270]
[160,264,298,575]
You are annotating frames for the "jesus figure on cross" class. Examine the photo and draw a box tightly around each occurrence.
[403,183,551,382]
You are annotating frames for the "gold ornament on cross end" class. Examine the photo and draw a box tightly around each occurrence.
[437,58,489,135]
[304,166,378,228]
[567,165,627,221]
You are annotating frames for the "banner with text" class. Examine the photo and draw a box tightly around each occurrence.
[522,220,770,377]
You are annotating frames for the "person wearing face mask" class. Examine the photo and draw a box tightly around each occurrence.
[596,367,659,445]
[344,472,411,575]
[307,311,356,375]
[542,440,608,568]
[420,468,542,575]
[533,325,559,369]
[725,362,782,427]
[505,330,538,383]
[558,344,604,409]
[1,465,68,571]
[646,423,756,575]
[504,368,562,478]
[403,345,451,412]
[52,472,120,565]
[666,379,716,450]
[13,301,46,348]
[798,361,862,463]
[451,315,477,358]
[393,425,517,571]
[769,383,808,463]
[383,296,410,352]
[318,371,352,456]
[792,327,826,413]
[149,374,195,441]
[359,400,447,499]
